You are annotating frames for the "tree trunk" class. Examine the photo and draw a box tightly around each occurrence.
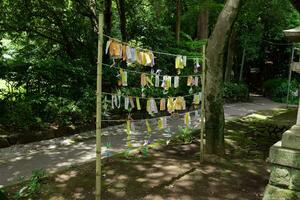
[175,0,181,44]
[104,0,112,35]
[224,30,237,82]
[205,0,241,155]
[116,0,127,41]
[197,10,209,39]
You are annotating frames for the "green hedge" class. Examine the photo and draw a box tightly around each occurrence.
[223,82,249,103]
[263,78,299,104]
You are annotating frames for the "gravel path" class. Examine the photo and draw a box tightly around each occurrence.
[0,96,283,187]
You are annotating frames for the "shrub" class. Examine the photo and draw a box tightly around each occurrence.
[223,82,249,103]
[263,78,299,104]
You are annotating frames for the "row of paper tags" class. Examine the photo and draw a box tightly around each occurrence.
[118,69,201,89]
[110,93,202,115]
[106,39,201,74]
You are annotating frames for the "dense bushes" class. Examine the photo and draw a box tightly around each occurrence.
[223,82,249,103]
[263,78,299,104]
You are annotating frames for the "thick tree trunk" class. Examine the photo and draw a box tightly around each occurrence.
[175,0,181,44]
[205,0,241,155]
[116,0,127,41]
[104,0,112,35]
[224,30,237,82]
[197,10,209,40]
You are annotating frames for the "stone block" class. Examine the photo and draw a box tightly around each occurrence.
[269,142,300,169]
[263,185,300,200]
[291,170,300,191]
[270,166,291,187]
[282,126,300,150]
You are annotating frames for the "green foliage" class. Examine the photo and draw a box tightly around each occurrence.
[14,170,46,200]
[263,78,299,104]
[174,127,198,144]
[223,82,249,103]
[0,188,8,200]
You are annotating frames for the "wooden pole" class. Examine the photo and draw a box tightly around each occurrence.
[96,13,104,200]
[200,45,206,162]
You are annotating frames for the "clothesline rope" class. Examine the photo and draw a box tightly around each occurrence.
[103,63,203,78]
[103,34,203,59]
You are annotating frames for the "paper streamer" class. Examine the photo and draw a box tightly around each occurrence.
[184,112,191,127]
[155,75,160,87]
[146,99,152,115]
[193,94,200,105]
[124,97,130,110]
[194,76,199,87]
[119,69,128,86]
[129,97,135,108]
[141,73,147,87]
[187,76,194,86]
[174,76,179,88]
[150,98,158,113]
[160,98,166,111]
[146,119,152,133]
[136,97,141,110]
[167,97,175,113]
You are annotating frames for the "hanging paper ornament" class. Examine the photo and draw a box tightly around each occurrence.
[155,75,160,87]
[193,94,200,105]
[136,97,141,110]
[187,76,194,86]
[146,99,152,115]
[174,97,185,111]
[141,73,147,87]
[160,98,166,111]
[167,97,175,113]
[183,56,187,66]
[146,119,152,133]
[175,55,186,74]
[194,76,199,87]
[174,76,180,88]
[194,58,200,73]
[105,40,112,55]
[150,98,158,114]
[146,76,154,87]
[184,112,191,127]
[119,69,128,86]
[162,76,172,90]
[111,94,121,109]
[124,97,130,110]
[129,97,135,109]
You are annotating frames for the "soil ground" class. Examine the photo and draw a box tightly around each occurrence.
[3,108,297,200]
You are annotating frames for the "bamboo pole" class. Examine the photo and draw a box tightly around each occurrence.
[200,45,206,162]
[96,13,104,200]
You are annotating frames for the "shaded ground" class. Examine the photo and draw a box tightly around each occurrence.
[3,108,297,200]
[0,96,283,186]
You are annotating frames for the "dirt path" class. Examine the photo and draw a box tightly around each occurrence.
[0,96,282,187]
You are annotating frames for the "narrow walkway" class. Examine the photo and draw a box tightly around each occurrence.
[0,96,282,186]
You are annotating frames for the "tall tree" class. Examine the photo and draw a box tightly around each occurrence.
[205,0,241,155]
[197,10,209,39]
[104,0,112,35]
[116,0,127,41]
[175,0,182,44]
